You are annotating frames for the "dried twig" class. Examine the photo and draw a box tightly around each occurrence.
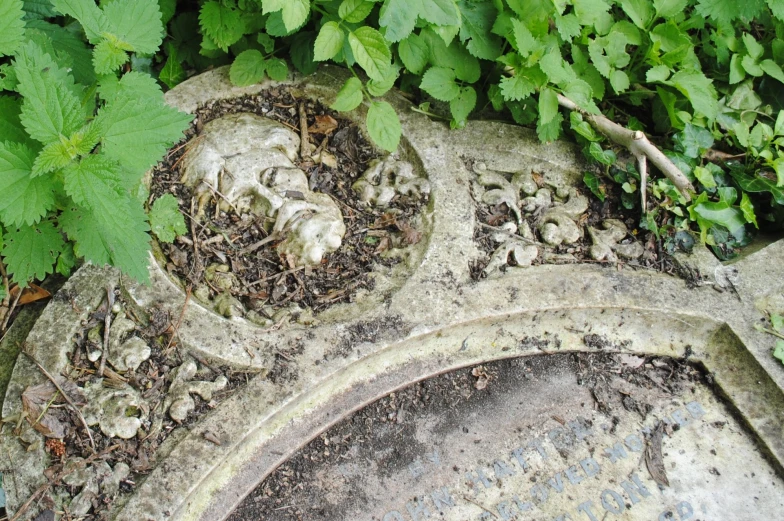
[22,351,95,452]
[557,94,695,210]
[0,287,22,334]
[98,284,115,377]
[298,102,312,158]
[239,231,281,255]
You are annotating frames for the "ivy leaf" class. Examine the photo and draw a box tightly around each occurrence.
[331,77,364,112]
[583,172,606,201]
[0,0,26,57]
[538,87,559,125]
[314,21,345,62]
[339,0,374,23]
[730,171,784,205]
[199,1,246,52]
[420,66,459,101]
[230,49,267,86]
[740,192,757,227]
[688,192,747,237]
[14,41,86,145]
[348,27,392,82]
[265,58,289,81]
[457,0,502,60]
[159,46,186,89]
[149,194,186,243]
[666,70,718,122]
[2,220,63,287]
[449,86,476,129]
[420,0,460,27]
[588,142,617,165]
[499,75,535,101]
[0,141,55,226]
[673,123,714,159]
[101,0,164,55]
[399,34,429,75]
[695,0,765,24]
[366,101,400,152]
[378,0,419,43]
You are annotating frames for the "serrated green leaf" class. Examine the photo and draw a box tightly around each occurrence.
[50,0,106,43]
[499,74,535,101]
[620,0,653,29]
[367,101,400,152]
[25,20,95,85]
[449,86,476,129]
[63,155,123,208]
[379,0,419,43]
[96,94,192,177]
[339,0,374,23]
[32,126,99,175]
[349,27,392,82]
[399,34,429,74]
[149,194,186,243]
[2,220,63,287]
[694,0,765,24]
[265,58,289,81]
[761,60,784,84]
[99,71,162,102]
[457,0,502,60]
[200,1,246,52]
[331,77,364,112]
[539,50,575,85]
[554,13,581,42]
[420,0,460,26]
[230,49,267,86]
[282,0,309,32]
[667,69,718,122]
[646,65,671,83]
[94,39,132,75]
[290,32,319,74]
[537,111,563,142]
[102,0,163,55]
[609,68,630,93]
[0,141,55,226]
[0,96,27,144]
[420,66,459,101]
[14,41,86,145]
[538,87,559,124]
[770,0,784,21]
[572,0,612,27]
[0,0,26,57]
[314,21,345,61]
[510,18,537,57]
[653,0,688,18]
[583,172,606,201]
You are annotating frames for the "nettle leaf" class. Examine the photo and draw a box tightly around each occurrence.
[348,27,391,82]
[695,0,765,25]
[572,0,612,27]
[420,66,459,101]
[331,77,364,112]
[50,0,106,43]
[92,40,129,75]
[0,141,55,226]
[199,1,246,52]
[449,86,476,129]
[499,75,535,101]
[510,18,537,57]
[24,20,95,85]
[0,96,27,144]
[149,194,186,243]
[0,0,25,57]
[339,0,374,23]
[230,49,267,86]
[554,13,581,42]
[538,88,559,124]
[2,220,63,287]
[457,0,502,60]
[420,0,460,26]
[99,71,162,102]
[399,34,429,75]
[14,42,86,145]
[102,0,164,55]
[379,0,419,43]
[32,126,99,175]
[63,155,123,209]
[366,101,401,152]
[314,21,345,61]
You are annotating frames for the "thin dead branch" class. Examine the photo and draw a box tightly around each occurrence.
[98,284,115,378]
[299,102,312,158]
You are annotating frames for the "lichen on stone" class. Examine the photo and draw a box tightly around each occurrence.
[353,156,430,207]
[163,358,228,422]
[180,112,345,267]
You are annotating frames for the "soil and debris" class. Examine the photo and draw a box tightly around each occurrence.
[227,352,704,521]
[2,289,257,521]
[149,89,427,319]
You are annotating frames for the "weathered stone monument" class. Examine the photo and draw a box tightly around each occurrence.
[1,66,783,521]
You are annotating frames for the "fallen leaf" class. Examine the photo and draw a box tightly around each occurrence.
[645,422,669,487]
[397,221,422,245]
[308,115,339,135]
[9,283,51,305]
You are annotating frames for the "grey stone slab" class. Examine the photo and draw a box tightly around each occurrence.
[1,66,783,521]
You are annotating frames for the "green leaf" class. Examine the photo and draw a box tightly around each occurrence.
[457,0,502,60]
[366,101,400,152]
[149,194,186,243]
[693,166,717,188]
[102,0,164,54]
[499,75,535,101]
[0,96,27,144]
[420,0,460,26]
[96,93,192,177]
[92,39,129,75]
[554,13,581,42]
[2,220,63,287]
[449,86,476,129]
[159,47,186,89]
[588,142,617,165]
[694,0,765,24]
[774,340,784,364]
[570,112,601,141]
[282,0,310,32]
[770,0,784,21]
[314,21,345,62]
[539,50,575,85]
[730,171,784,205]
[572,0,612,27]
[537,111,563,142]
[98,71,162,102]
[772,314,784,333]
[399,34,429,75]
[688,192,747,236]
[420,66,459,101]
[583,172,606,201]
[742,33,764,61]
[14,41,86,145]
[667,70,718,122]
[740,192,757,227]
[199,1,246,52]
[367,64,400,96]
[290,32,319,75]
[510,18,537,57]
[339,0,374,23]
[265,58,288,81]
[761,60,784,84]
[653,0,688,18]
[50,0,106,43]
[538,87,559,125]
[609,69,630,93]
[257,33,276,54]
[0,0,25,57]
[673,123,714,159]
[378,0,419,43]
[24,20,95,85]
[0,141,55,226]
[646,65,671,83]
[348,27,392,82]
[620,0,654,29]
[55,241,76,276]
[230,49,267,86]
[729,54,746,84]
[331,77,364,112]
[742,55,764,77]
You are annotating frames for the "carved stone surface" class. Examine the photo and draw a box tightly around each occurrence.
[62,461,130,517]
[81,381,147,439]
[107,317,150,372]
[180,112,346,266]
[588,219,645,261]
[353,156,430,207]
[164,359,228,423]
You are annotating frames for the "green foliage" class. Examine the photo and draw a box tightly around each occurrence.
[0,0,192,288]
[149,194,187,243]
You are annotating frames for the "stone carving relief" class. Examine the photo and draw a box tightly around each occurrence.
[180,112,345,267]
[473,163,642,275]
[86,315,151,372]
[353,156,431,207]
[62,460,130,517]
[82,381,147,439]
[163,358,228,423]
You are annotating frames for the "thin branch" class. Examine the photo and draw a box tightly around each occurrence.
[557,94,695,204]
[98,284,115,378]
[299,102,312,158]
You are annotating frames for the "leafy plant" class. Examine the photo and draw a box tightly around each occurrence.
[0,0,192,296]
